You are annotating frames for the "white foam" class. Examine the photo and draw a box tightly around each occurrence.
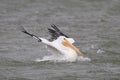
[35,55,63,62]
[77,56,91,61]
[35,55,91,62]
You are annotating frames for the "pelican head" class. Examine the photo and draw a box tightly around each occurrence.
[59,36,83,56]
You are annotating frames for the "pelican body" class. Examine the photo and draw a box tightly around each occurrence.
[21,24,83,62]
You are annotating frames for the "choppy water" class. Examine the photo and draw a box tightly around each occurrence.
[0,0,120,80]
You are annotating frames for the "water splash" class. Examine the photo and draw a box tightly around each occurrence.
[35,55,91,62]
[77,56,91,61]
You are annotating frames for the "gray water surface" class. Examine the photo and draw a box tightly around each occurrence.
[0,0,120,80]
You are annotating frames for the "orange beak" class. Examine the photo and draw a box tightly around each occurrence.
[62,38,83,56]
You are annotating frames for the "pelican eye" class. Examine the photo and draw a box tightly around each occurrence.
[63,38,66,41]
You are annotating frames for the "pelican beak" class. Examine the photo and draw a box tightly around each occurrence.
[62,38,83,56]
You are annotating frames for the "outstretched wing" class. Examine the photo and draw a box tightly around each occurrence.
[48,24,69,41]
[20,26,41,42]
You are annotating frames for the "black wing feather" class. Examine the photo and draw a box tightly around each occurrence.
[51,24,61,33]
[20,26,41,42]
[48,28,59,38]
[48,24,69,39]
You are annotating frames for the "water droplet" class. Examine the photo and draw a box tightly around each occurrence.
[97,49,104,54]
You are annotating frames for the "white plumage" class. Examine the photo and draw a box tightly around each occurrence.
[21,24,83,62]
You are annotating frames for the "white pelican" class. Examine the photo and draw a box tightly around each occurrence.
[21,24,83,62]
